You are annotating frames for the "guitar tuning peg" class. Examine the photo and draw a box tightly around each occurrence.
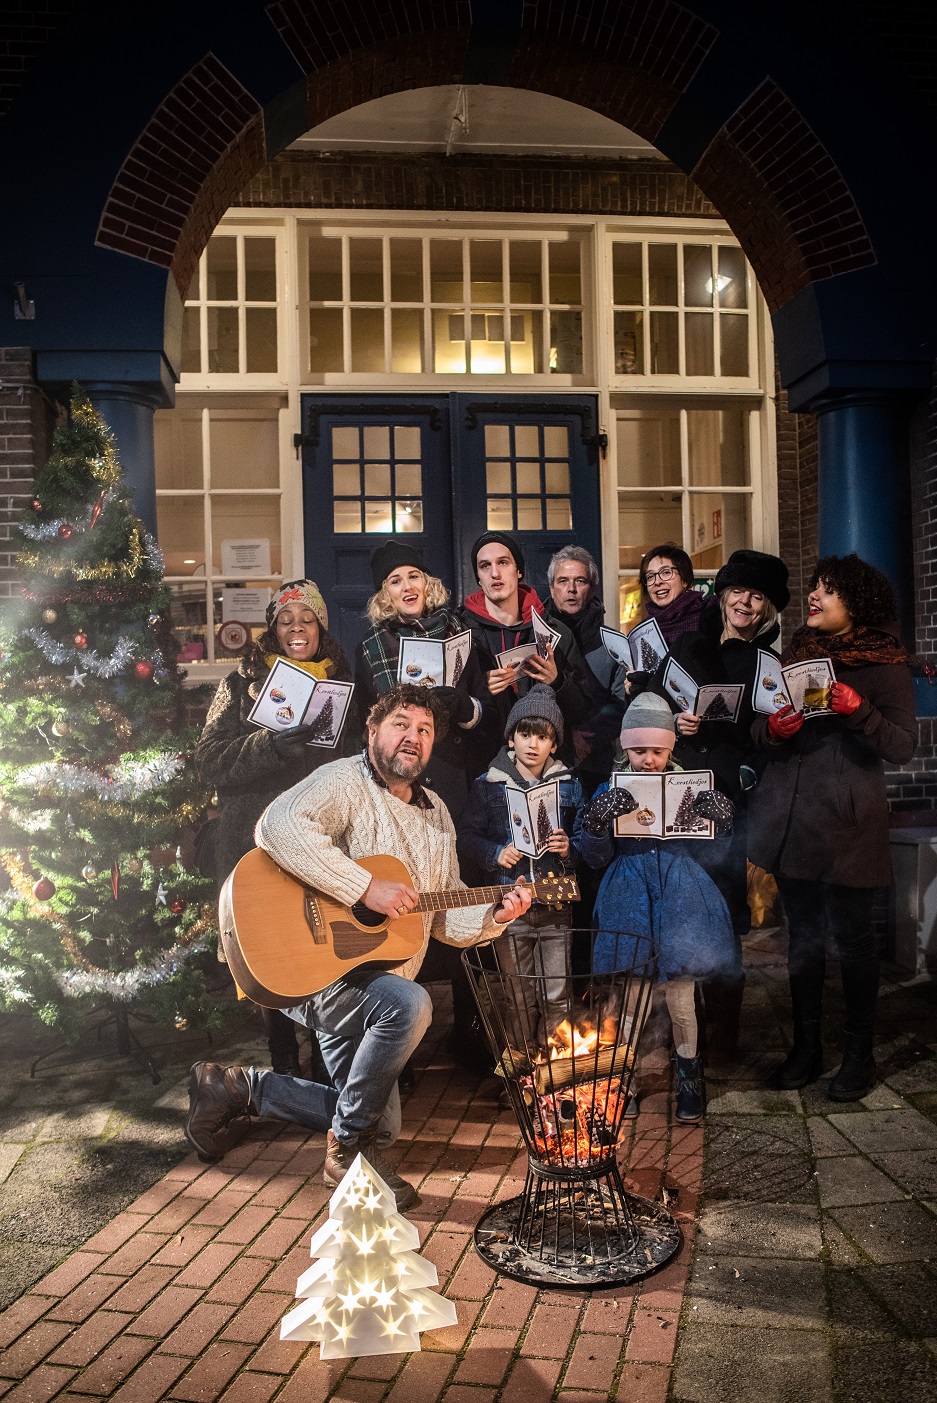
[548,870,554,878]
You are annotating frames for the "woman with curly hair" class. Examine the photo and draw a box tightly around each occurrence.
[195,580,354,1074]
[749,554,916,1100]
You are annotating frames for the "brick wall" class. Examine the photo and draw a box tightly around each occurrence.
[236,150,718,217]
[774,374,818,632]
[0,349,54,602]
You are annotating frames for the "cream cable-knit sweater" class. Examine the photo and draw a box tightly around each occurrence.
[254,754,501,982]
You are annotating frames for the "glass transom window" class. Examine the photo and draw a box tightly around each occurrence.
[182,233,280,377]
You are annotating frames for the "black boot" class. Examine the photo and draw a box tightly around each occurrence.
[674,1055,704,1122]
[771,1019,823,1089]
[828,1033,876,1101]
[703,977,745,1066]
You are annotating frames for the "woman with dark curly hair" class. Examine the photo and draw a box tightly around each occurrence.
[195,580,355,1074]
[749,553,916,1100]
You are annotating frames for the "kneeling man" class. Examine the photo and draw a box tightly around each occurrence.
[185,684,531,1209]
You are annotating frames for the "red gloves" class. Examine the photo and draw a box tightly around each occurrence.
[830,681,863,716]
[767,705,804,743]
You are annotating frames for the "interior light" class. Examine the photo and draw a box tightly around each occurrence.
[183,559,196,565]
[705,274,732,295]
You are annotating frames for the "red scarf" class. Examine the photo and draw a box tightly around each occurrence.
[785,624,908,669]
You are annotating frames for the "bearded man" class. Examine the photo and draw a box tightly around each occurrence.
[184,684,531,1210]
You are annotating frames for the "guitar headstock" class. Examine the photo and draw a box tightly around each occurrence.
[531,873,580,907]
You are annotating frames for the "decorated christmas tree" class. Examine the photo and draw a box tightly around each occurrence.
[306,693,335,744]
[702,691,731,720]
[640,638,661,672]
[280,1153,456,1359]
[535,799,552,852]
[0,391,219,1036]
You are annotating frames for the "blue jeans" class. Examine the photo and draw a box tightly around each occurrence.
[248,968,433,1146]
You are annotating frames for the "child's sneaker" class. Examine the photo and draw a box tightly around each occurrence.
[674,1055,704,1122]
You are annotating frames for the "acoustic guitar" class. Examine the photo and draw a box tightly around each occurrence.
[221,848,580,1008]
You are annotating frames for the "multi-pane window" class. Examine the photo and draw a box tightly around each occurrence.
[610,239,752,382]
[616,405,758,621]
[154,400,284,665]
[485,424,572,531]
[331,424,423,535]
[306,232,585,377]
[182,234,280,376]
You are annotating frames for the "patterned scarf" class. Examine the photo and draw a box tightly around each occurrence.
[644,587,706,645]
[359,607,466,696]
[784,624,908,669]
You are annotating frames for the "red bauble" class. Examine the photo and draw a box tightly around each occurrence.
[31,499,42,513]
[170,898,185,914]
[32,877,55,900]
[58,523,73,540]
[73,631,87,649]
[134,660,153,680]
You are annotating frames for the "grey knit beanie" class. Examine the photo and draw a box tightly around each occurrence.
[504,683,564,745]
[619,692,676,750]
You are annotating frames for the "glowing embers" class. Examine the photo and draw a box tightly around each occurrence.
[517,1017,637,1168]
[279,1153,456,1359]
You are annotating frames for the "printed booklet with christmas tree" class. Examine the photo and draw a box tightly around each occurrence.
[396,629,471,688]
[611,769,716,839]
[660,658,744,723]
[496,611,561,669]
[248,658,355,746]
[504,778,561,858]
[752,652,835,717]
[600,617,667,674]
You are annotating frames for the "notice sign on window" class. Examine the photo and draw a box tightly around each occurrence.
[221,586,272,625]
[221,538,271,576]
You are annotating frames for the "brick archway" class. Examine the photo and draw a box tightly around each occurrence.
[93,2,875,320]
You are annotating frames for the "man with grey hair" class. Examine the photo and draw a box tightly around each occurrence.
[543,545,623,793]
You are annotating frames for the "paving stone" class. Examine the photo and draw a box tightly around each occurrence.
[855,1263,937,1336]
[673,1323,832,1403]
[821,1217,864,1267]
[816,1155,906,1208]
[829,1109,937,1156]
[831,1335,937,1402]
[35,1108,114,1141]
[706,1087,802,1116]
[703,1122,815,1204]
[687,1255,826,1330]
[807,1117,859,1158]
[829,1200,937,1264]
[826,1266,900,1339]
[696,1201,823,1260]
[872,1149,937,1199]
[0,1147,24,1188]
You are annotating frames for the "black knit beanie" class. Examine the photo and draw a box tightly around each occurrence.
[370,540,424,592]
[470,531,525,581]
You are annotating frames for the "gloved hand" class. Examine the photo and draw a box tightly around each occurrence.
[272,724,318,760]
[624,670,650,697]
[432,685,476,726]
[692,788,735,834]
[582,787,638,836]
[766,705,804,743]
[830,681,863,716]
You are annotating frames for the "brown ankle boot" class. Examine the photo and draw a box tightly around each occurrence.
[184,1061,254,1163]
[324,1129,418,1212]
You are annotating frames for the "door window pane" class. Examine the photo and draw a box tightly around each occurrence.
[720,314,749,377]
[688,492,751,568]
[510,242,542,303]
[333,462,360,495]
[516,499,543,530]
[514,425,539,458]
[485,424,510,457]
[396,502,422,532]
[614,312,644,374]
[245,307,278,373]
[396,463,422,496]
[363,426,390,458]
[516,462,541,494]
[617,413,681,488]
[684,245,713,307]
[487,461,512,493]
[548,242,581,304]
[685,313,714,376]
[544,461,570,493]
[210,414,279,489]
[612,243,643,304]
[244,238,276,301]
[717,246,748,308]
[618,492,682,568]
[395,425,420,459]
[309,235,343,301]
[334,501,362,532]
[543,426,568,457]
[649,311,678,373]
[687,410,750,486]
[364,463,391,496]
[206,237,237,300]
[545,498,573,529]
[332,425,359,458]
[207,307,239,373]
[487,499,513,530]
[350,308,385,372]
[390,240,423,302]
[365,501,394,532]
[648,245,677,305]
[549,311,582,373]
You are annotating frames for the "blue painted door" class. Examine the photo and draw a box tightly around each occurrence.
[301,392,601,657]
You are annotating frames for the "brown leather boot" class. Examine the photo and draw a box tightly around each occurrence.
[324,1129,419,1212]
[184,1062,254,1163]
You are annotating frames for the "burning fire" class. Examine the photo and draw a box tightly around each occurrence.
[542,1015,619,1062]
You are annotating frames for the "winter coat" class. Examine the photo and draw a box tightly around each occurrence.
[460,583,592,764]
[457,748,584,895]
[747,635,916,888]
[195,653,355,890]
[542,596,624,787]
[354,611,496,821]
[575,766,739,982]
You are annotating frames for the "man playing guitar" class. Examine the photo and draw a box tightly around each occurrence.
[184,683,531,1210]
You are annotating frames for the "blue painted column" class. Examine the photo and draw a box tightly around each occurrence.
[812,389,913,634]
[83,382,162,538]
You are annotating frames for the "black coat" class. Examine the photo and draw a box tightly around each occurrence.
[748,642,916,888]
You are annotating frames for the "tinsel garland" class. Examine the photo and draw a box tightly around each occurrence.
[19,524,150,581]
[17,488,115,542]
[16,750,184,802]
[4,806,56,833]
[55,935,211,1001]
[24,629,138,677]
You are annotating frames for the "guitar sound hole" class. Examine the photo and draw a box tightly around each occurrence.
[350,903,389,928]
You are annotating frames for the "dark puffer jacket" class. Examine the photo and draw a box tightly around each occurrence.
[747,636,916,888]
[195,653,355,889]
[457,747,584,888]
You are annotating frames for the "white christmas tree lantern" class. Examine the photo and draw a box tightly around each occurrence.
[280,1153,457,1359]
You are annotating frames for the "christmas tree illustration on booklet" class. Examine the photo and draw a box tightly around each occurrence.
[280,1153,456,1358]
[668,785,705,834]
[702,691,731,720]
[306,693,335,744]
[640,637,661,672]
[450,647,464,686]
[536,798,552,852]
[0,390,219,1038]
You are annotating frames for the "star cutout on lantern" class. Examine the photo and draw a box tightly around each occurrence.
[373,1283,397,1310]
[156,883,168,905]
[332,1320,353,1343]
[338,1287,362,1314]
[381,1224,399,1243]
[362,1187,384,1211]
[408,1298,427,1319]
[380,1312,405,1339]
[67,667,86,689]
[350,1227,378,1256]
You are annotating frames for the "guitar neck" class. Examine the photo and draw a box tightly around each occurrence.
[414,882,540,913]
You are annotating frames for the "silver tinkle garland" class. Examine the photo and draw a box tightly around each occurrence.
[16,750,184,802]
[25,630,138,677]
[55,936,212,1001]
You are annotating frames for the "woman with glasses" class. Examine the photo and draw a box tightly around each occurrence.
[616,544,706,702]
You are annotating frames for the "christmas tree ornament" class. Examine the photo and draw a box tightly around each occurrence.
[58,523,74,540]
[111,860,120,900]
[134,660,153,680]
[31,498,42,513]
[42,608,57,624]
[89,491,106,529]
[170,898,185,914]
[81,863,98,880]
[67,667,86,689]
[127,858,142,873]
[155,883,168,905]
[174,1014,189,1031]
[31,877,55,901]
[73,631,87,649]
[51,718,70,737]
[280,1154,455,1358]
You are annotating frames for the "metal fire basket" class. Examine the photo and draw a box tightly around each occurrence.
[462,929,681,1288]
